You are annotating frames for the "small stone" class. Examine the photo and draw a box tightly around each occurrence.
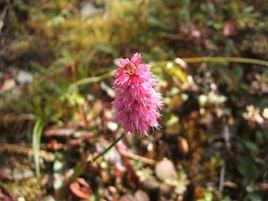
[107,121,118,131]
[1,79,15,91]
[16,70,33,84]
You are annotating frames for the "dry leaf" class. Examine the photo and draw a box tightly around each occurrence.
[69,178,92,199]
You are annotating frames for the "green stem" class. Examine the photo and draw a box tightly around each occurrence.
[181,57,268,67]
[70,71,114,88]
[90,133,125,163]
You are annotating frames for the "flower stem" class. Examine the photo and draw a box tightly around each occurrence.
[182,57,268,67]
[90,133,125,163]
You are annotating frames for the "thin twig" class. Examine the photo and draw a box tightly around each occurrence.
[118,148,155,165]
[0,143,55,161]
[89,133,125,163]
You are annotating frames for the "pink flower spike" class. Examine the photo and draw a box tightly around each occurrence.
[112,53,162,135]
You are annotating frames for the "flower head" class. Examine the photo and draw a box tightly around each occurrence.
[112,53,161,135]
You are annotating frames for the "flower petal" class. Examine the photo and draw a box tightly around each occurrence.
[135,64,148,76]
[119,58,130,67]
[130,53,142,65]
[116,74,130,85]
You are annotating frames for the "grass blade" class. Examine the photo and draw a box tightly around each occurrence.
[32,118,43,181]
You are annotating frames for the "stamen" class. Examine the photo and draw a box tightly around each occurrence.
[124,64,137,75]
[128,69,135,75]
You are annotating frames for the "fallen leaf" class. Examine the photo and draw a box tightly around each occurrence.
[177,136,189,155]
[0,169,12,181]
[223,20,236,36]
[119,195,137,201]
[134,190,150,201]
[1,79,15,91]
[123,157,139,187]
[69,178,92,199]
[44,128,76,137]
[0,185,13,201]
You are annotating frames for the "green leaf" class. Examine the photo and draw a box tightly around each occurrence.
[93,44,117,56]
[32,118,43,181]
[233,66,244,81]
[162,62,187,83]
[237,155,258,180]
[148,17,166,30]
[246,192,262,201]
[244,140,259,153]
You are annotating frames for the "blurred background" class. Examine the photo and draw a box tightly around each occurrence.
[0,0,268,200]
